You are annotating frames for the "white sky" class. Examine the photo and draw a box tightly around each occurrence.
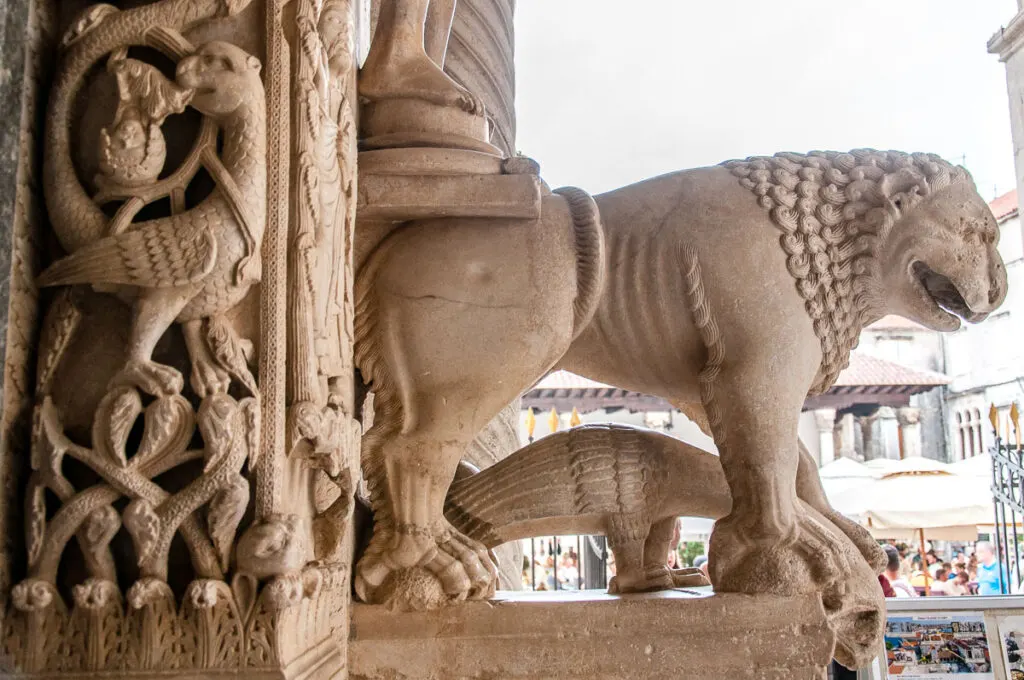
[514,1,1020,201]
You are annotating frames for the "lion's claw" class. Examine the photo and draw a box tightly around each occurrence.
[354,520,498,609]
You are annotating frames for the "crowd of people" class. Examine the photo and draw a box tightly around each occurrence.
[879,540,1010,597]
[522,527,1016,599]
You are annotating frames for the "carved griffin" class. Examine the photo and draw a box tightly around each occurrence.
[354,149,1007,612]
[40,3,265,399]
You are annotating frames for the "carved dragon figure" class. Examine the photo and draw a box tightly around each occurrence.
[445,424,729,594]
[444,424,885,669]
[39,0,263,398]
[354,149,1007,613]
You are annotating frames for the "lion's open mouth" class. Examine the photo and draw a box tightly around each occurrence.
[912,261,987,323]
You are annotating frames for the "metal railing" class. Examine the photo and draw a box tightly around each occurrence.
[990,405,1022,595]
[523,535,609,591]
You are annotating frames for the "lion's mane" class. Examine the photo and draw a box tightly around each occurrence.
[724,150,971,392]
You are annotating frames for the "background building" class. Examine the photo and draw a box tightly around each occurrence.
[943,190,1024,458]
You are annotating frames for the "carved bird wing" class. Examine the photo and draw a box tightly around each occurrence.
[38,218,217,289]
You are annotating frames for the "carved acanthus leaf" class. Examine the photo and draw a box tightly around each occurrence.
[230,572,258,623]
[186,578,227,609]
[123,498,161,568]
[136,395,195,467]
[11,579,60,612]
[26,474,48,568]
[198,394,239,473]
[93,388,143,468]
[208,475,249,572]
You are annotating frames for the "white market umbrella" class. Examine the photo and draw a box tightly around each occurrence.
[829,457,994,594]
[828,457,993,541]
[818,457,880,497]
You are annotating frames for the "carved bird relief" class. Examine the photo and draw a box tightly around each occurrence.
[40,40,266,399]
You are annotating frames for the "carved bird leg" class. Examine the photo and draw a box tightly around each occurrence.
[109,286,197,396]
[641,517,710,590]
[182,319,232,398]
[358,0,482,114]
[606,513,649,594]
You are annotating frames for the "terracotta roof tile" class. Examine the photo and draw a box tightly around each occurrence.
[989,189,1018,223]
[833,352,949,388]
[535,354,948,394]
[866,315,926,331]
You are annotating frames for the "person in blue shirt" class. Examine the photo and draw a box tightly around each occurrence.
[976,541,1010,596]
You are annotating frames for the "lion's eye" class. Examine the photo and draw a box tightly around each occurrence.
[893,197,902,210]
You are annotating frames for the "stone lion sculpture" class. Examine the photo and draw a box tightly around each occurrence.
[354,149,1007,614]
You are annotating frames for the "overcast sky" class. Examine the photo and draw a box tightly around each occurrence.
[514,1,1019,202]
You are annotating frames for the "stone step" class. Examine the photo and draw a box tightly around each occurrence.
[350,589,835,679]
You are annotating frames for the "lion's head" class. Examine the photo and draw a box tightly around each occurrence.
[727,150,1009,391]
[876,178,1007,331]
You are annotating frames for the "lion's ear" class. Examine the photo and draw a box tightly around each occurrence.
[247,55,262,74]
[880,168,926,201]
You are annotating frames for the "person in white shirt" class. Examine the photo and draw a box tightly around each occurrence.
[929,567,950,595]
[884,545,918,598]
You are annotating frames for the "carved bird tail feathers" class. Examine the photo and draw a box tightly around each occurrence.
[445,424,669,548]
[38,219,216,289]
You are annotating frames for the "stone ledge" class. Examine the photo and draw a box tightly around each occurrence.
[357,173,542,221]
[349,589,835,679]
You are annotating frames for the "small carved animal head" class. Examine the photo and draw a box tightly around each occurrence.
[176,41,263,118]
[878,177,1007,331]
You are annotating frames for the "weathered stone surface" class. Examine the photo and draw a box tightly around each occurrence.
[0,0,51,609]
[350,590,835,679]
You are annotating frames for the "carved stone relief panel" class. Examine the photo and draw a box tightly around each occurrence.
[0,0,362,675]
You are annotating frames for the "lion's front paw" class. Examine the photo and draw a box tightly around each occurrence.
[709,510,850,597]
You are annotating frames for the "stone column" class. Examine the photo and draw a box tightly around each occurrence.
[859,414,878,460]
[897,407,923,458]
[836,413,857,459]
[877,407,902,460]
[813,409,837,466]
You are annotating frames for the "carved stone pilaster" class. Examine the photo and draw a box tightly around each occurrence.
[1,0,364,676]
